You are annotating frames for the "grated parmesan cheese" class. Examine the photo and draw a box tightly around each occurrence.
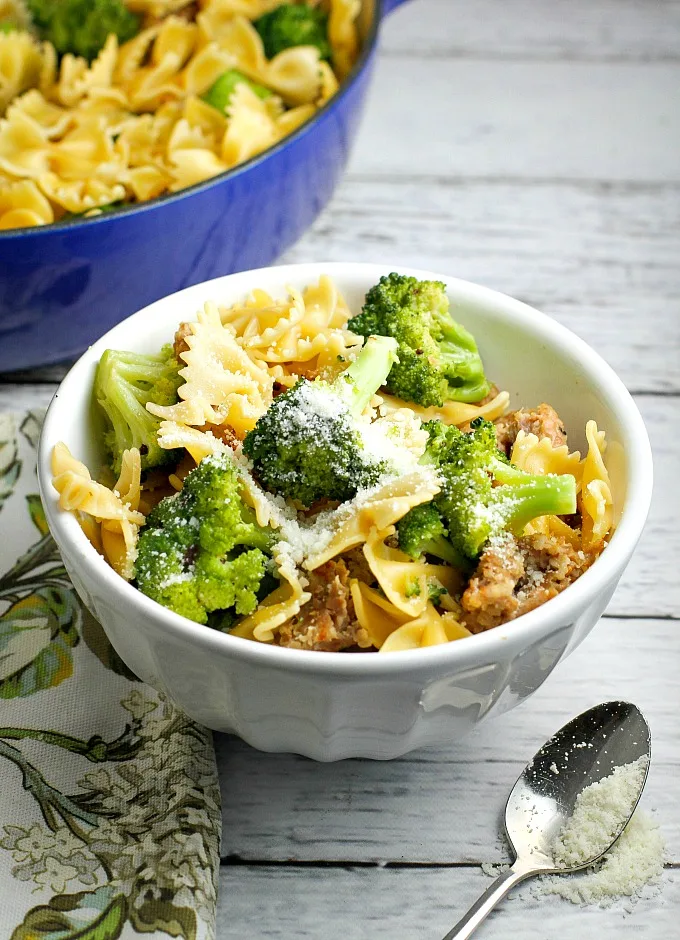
[536,756,666,906]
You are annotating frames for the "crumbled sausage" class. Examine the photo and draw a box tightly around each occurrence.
[173,322,192,362]
[277,559,368,651]
[494,403,567,455]
[460,530,595,633]
[194,424,240,449]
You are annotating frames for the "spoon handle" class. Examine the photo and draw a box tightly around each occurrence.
[440,863,534,940]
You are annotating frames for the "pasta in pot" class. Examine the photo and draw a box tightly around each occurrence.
[51,274,616,653]
[0,0,361,228]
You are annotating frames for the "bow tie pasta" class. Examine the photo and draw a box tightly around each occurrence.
[0,0,360,228]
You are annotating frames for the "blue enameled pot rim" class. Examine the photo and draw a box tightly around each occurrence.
[0,2,383,241]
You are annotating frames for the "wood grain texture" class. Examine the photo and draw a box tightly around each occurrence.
[380,0,680,62]
[216,865,680,939]
[349,58,680,181]
[216,618,680,865]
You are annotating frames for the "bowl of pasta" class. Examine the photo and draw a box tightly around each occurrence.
[37,262,653,760]
[0,0,409,372]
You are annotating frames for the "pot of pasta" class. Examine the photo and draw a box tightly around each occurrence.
[0,0,409,371]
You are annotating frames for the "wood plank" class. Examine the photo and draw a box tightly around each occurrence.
[284,176,680,394]
[380,0,680,63]
[216,864,679,939]
[216,617,680,865]
[1,392,676,617]
[349,58,680,181]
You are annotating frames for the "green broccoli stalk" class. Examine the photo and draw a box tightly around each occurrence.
[202,69,273,114]
[135,454,273,625]
[26,0,140,61]
[398,418,577,562]
[348,272,491,407]
[95,345,182,476]
[243,334,399,508]
[253,3,331,60]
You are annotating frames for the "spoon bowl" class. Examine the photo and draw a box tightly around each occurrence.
[442,701,651,940]
[505,700,651,873]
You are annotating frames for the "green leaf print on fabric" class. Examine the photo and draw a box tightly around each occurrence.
[20,410,45,451]
[27,494,50,536]
[1,691,221,940]
[0,586,81,698]
[0,413,21,514]
[11,886,128,940]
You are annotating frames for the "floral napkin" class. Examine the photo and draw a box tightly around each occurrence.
[0,411,222,940]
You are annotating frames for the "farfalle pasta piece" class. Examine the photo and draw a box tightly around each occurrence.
[305,470,441,570]
[180,41,235,96]
[37,173,126,214]
[0,179,53,229]
[148,301,274,437]
[510,430,583,480]
[220,80,277,165]
[362,526,465,618]
[263,46,323,106]
[156,420,231,463]
[380,605,471,653]
[349,579,411,649]
[51,443,144,579]
[167,145,228,187]
[50,35,119,109]
[378,390,511,427]
[581,420,614,549]
[0,30,43,114]
[7,89,71,138]
[0,108,51,177]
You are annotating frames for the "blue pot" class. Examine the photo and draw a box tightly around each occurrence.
[0,0,409,372]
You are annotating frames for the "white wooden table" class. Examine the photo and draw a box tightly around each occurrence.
[2,1,678,936]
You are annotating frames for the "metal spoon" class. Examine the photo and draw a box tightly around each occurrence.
[441,701,651,940]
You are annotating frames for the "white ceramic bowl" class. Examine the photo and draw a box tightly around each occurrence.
[38,263,653,761]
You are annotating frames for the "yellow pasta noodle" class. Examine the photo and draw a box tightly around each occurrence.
[305,471,441,570]
[349,579,411,649]
[378,390,511,427]
[51,443,144,579]
[380,605,471,654]
[148,300,274,437]
[581,420,614,549]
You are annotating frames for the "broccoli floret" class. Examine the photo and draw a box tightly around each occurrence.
[243,335,399,507]
[398,417,576,562]
[253,3,331,60]
[397,502,465,568]
[26,0,140,61]
[348,273,491,407]
[95,345,182,476]
[202,69,272,113]
[435,418,576,561]
[135,454,273,624]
